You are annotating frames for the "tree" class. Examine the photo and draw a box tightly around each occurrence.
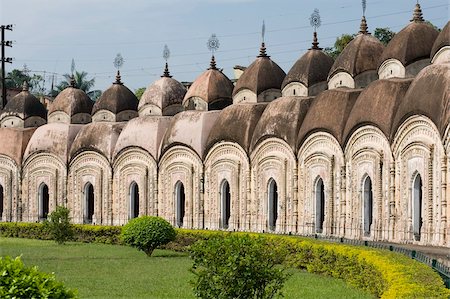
[135,87,146,100]
[3,69,45,94]
[324,34,355,59]
[56,71,95,93]
[0,256,77,298]
[43,206,74,245]
[374,27,396,46]
[121,216,176,256]
[190,234,290,299]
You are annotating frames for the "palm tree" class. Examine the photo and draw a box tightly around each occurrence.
[56,71,95,93]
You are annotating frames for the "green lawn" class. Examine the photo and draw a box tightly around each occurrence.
[0,237,373,299]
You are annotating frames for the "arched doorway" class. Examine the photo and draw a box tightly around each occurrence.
[130,182,139,219]
[39,183,49,220]
[220,180,231,229]
[85,183,94,224]
[315,178,325,233]
[0,185,3,221]
[175,181,185,228]
[268,179,278,231]
[413,174,423,241]
[363,176,373,236]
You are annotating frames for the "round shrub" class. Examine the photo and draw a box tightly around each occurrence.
[0,256,77,298]
[190,234,290,299]
[121,216,176,256]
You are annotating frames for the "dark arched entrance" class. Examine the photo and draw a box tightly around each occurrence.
[268,179,278,231]
[85,183,94,224]
[175,181,185,228]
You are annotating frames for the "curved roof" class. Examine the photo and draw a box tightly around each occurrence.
[282,49,334,89]
[0,127,36,165]
[343,78,413,145]
[183,61,233,107]
[205,102,267,155]
[92,72,138,115]
[392,63,450,139]
[24,123,84,163]
[161,110,220,159]
[233,44,286,96]
[1,83,47,120]
[113,116,171,161]
[379,22,438,67]
[297,88,361,147]
[49,86,94,116]
[251,96,314,153]
[139,76,186,116]
[69,122,125,161]
[431,21,450,59]
[329,34,384,79]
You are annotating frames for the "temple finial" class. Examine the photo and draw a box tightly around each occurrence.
[70,75,76,88]
[206,34,220,70]
[411,2,424,22]
[162,45,172,77]
[310,9,322,50]
[114,70,123,84]
[113,53,124,84]
[359,0,369,34]
[258,20,269,57]
[209,55,217,70]
[311,32,322,50]
[359,15,369,34]
[22,81,29,92]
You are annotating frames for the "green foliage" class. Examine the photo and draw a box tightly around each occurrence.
[43,206,74,244]
[0,256,77,298]
[121,216,176,256]
[190,234,290,299]
[4,68,45,95]
[0,222,122,244]
[55,71,95,93]
[135,87,146,100]
[324,33,355,59]
[374,27,396,46]
[1,223,448,298]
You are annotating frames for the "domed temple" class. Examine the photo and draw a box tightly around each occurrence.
[0,4,449,247]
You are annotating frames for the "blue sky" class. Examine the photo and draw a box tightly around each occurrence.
[0,0,448,92]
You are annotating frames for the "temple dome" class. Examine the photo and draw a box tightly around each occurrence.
[251,96,314,154]
[392,63,450,139]
[205,102,267,155]
[113,116,171,161]
[328,17,384,89]
[161,110,220,158]
[0,82,47,128]
[431,21,450,64]
[48,83,93,124]
[378,4,439,79]
[183,56,233,111]
[298,88,361,147]
[282,33,334,97]
[92,71,139,122]
[343,78,413,144]
[24,123,84,163]
[139,65,186,116]
[69,122,125,161]
[233,43,286,103]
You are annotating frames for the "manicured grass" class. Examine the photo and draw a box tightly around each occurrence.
[0,237,373,298]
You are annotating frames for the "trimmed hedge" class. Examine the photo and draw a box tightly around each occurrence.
[0,222,122,244]
[0,223,449,298]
